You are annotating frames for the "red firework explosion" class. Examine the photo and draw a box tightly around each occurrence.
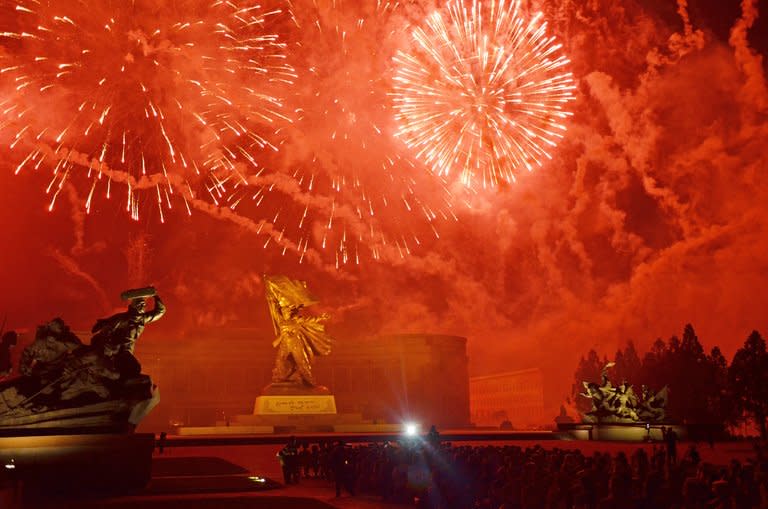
[220,0,457,267]
[0,0,294,220]
[391,0,576,188]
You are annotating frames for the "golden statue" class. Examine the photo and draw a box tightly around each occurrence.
[264,275,333,387]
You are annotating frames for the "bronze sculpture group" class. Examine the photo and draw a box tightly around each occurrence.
[0,287,164,431]
[580,362,668,423]
[0,274,334,430]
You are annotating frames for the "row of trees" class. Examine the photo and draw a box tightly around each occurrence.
[571,324,768,437]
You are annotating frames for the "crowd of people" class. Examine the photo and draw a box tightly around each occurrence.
[277,438,358,496]
[278,433,768,509]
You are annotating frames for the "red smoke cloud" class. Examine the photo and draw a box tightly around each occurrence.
[1,0,767,416]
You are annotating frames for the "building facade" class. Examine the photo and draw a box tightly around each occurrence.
[136,330,470,430]
[469,368,545,428]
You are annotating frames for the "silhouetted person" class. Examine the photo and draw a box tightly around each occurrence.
[427,424,440,448]
[331,440,354,497]
[319,441,331,480]
[379,443,395,501]
[277,437,300,484]
[0,330,17,378]
[158,432,167,455]
[300,442,311,479]
[310,444,320,478]
[666,428,678,465]
[710,479,733,509]
[686,444,700,466]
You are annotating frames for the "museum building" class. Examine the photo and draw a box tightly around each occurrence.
[469,368,545,428]
[135,331,471,430]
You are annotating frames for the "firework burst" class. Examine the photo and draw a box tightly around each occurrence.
[1,0,294,220]
[221,0,457,267]
[391,0,576,188]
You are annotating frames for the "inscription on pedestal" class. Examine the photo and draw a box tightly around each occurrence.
[254,395,337,415]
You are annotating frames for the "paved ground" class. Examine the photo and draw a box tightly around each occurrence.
[5,442,404,509]
[3,438,760,509]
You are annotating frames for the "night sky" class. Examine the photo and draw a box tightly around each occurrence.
[1,0,766,413]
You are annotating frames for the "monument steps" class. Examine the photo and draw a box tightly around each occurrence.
[174,413,405,435]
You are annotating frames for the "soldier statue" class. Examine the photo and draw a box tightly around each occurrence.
[91,286,165,377]
[264,275,333,387]
[0,287,164,430]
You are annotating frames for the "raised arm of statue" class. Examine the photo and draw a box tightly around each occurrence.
[600,362,616,386]
[145,295,166,324]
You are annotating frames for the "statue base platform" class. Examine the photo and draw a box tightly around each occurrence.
[175,412,402,435]
[556,422,688,442]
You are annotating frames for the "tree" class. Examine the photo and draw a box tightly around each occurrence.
[636,326,735,432]
[639,338,667,388]
[650,338,667,358]
[569,325,743,429]
[729,331,768,438]
[707,346,738,428]
[681,323,705,357]
[614,341,642,384]
[657,324,715,424]
[668,335,681,355]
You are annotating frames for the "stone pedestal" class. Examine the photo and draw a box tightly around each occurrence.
[254,394,337,415]
[246,382,339,430]
[177,382,367,434]
[254,382,337,415]
[556,422,689,442]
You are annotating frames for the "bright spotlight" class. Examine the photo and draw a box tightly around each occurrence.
[404,422,420,437]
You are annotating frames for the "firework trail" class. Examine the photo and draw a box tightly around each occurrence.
[391,0,576,188]
[222,0,458,267]
[0,0,294,221]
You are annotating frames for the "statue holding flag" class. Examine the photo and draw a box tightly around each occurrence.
[264,275,334,387]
